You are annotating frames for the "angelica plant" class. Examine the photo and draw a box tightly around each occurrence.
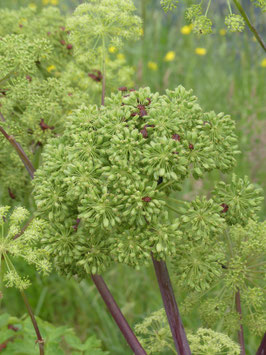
[67,0,142,104]
[32,84,242,354]
[0,5,136,205]
[135,308,240,354]
[161,0,266,51]
[0,206,50,355]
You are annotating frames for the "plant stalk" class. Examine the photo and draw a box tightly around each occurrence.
[21,291,44,355]
[91,274,147,354]
[0,125,35,178]
[232,0,266,51]
[101,36,106,106]
[235,290,246,355]
[256,332,266,355]
[151,254,191,355]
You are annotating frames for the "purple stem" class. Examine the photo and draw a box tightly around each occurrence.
[256,332,266,355]
[151,254,191,355]
[0,125,34,179]
[235,290,246,355]
[91,274,147,354]
[21,291,45,355]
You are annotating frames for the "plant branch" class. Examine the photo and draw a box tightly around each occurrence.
[0,111,5,122]
[235,290,246,355]
[232,0,266,51]
[256,332,266,355]
[151,254,191,355]
[101,36,106,106]
[91,274,147,354]
[20,290,44,355]
[0,125,35,179]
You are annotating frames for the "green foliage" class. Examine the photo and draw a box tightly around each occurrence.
[0,206,50,290]
[0,312,108,354]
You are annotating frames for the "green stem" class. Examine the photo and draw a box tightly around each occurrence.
[235,290,246,355]
[227,0,233,15]
[205,0,212,16]
[232,0,266,51]
[165,197,188,205]
[101,36,106,106]
[165,204,181,215]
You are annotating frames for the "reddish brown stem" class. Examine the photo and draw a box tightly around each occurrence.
[21,291,44,355]
[91,274,146,355]
[101,73,106,106]
[0,125,35,178]
[151,255,191,355]
[235,290,246,355]
[256,332,266,355]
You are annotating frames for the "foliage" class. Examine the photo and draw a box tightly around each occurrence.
[0,312,108,354]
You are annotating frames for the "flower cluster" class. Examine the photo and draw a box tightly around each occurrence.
[0,5,136,205]
[212,174,263,226]
[66,0,142,58]
[165,0,263,36]
[160,0,179,13]
[135,308,240,354]
[0,206,50,290]
[32,86,239,276]
[225,14,245,32]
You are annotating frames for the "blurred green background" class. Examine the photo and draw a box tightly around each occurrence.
[0,0,265,354]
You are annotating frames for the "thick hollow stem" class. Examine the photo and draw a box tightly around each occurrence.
[256,332,266,355]
[91,274,147,355]
[151,255,191,355]
[0,125,35,178]
[235,290,246,355]
[21,291,44,355]
[232,0,266,51]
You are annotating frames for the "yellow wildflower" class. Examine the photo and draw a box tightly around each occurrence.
[108,46,117,54]
[42,0,50,5]
[148,61,158,71]
[117,53,125,60]
[164,51,175,62]
[219,29,226,36]
[50,0,59,5]
[47,65,56,73]
[195,48,207,56]
[261,58,266,67]
[139,28,144,36]
[28,3,37,10]
[181,25,192,35]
